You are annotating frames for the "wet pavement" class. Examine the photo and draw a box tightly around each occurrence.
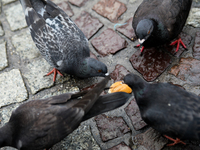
[0,0,200,150]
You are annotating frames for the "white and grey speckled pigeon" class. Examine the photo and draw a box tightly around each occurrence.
[20,0,108,82]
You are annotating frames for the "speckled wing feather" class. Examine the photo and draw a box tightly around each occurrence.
[22,0,89,69]
[140,83,200,140]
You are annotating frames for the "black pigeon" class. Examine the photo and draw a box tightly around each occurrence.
[0,75,131,150]
[19,0,108,82]
[132,0,192,53]
[122,73,200,146]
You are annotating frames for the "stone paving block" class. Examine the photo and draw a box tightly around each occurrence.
[11,30,40,60]
[54,1,74,17]
[2,0,17,5]
[0,41,8,71]
[124,99,147,131]
[116,17,137,41]
[23,58,54,94]
[187,8,200,28]
[91,28,127,56]
[95,114,130,142]
[170,57,200,85]
[132,128,168,150]
[4,3,27,31]
[52,125,100,150]
[68,0,88,7]
[0,69,28,108]
[130,48,172,81]
[75,11,103,39]
[193,31,200,60]
[110,64,130,82]
[108,142,132,150]
[93,0,127,23]
[165,32,192,57]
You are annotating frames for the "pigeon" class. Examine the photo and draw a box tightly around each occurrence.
[132,0,192,53]
[19,0,108,82]
[110,73,200,146]
[0,75,131,150]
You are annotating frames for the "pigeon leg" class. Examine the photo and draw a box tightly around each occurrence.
[164,135,186,146]
[45,68,63,82]
[135,44,140,47]
[170,38,187,53]
[135,44,145,53]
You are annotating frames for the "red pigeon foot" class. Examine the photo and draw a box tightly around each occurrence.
[45,68,63,82]
[164,135,186,146]
[170,38,187,53]
[135,44,145,53]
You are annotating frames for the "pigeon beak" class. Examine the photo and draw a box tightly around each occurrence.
[108,81,132,94]
[105,72,109,76]
[138,39,145,45]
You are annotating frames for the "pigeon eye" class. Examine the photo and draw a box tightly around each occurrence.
[147,30,151,34]
[98,70,102,73]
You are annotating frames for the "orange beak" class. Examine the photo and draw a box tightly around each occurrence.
[108,81,132,94]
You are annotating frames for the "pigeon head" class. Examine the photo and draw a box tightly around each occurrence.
[78,58,108,78]
[136,19,155,45]
[124,73,146,92]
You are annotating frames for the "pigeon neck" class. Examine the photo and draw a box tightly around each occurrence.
[149,19,158,35]
[133,82,147,97]
[75,58,89,78]
[0,123,14,147]
[154,19,168,40]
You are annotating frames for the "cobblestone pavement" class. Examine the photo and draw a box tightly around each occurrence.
[0,0,200,150]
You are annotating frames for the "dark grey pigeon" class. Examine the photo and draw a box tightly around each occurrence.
[132,0,192,53]
[123,73,200,146]
[0,75,131,150]
[19,0,108,82]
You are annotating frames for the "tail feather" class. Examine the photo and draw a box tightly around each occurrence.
[82,92,131,121]
[19,0,32,13]
[73,76,110,114]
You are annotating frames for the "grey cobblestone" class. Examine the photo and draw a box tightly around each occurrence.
[4,3,27,31]
[11,30,40,60]
[0,69,27,108]
[0,41,7,70]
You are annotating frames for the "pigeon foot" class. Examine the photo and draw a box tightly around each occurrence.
[45,68,63,82]
[164,135,186,146]
[135,44,145,54]
[170,38,187,53]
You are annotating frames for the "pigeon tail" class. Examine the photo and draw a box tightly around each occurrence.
[19,0,32,13]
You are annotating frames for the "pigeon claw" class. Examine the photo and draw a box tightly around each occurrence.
[170,38,187,53]
[164,135,186,146]
[45,68,63,82]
